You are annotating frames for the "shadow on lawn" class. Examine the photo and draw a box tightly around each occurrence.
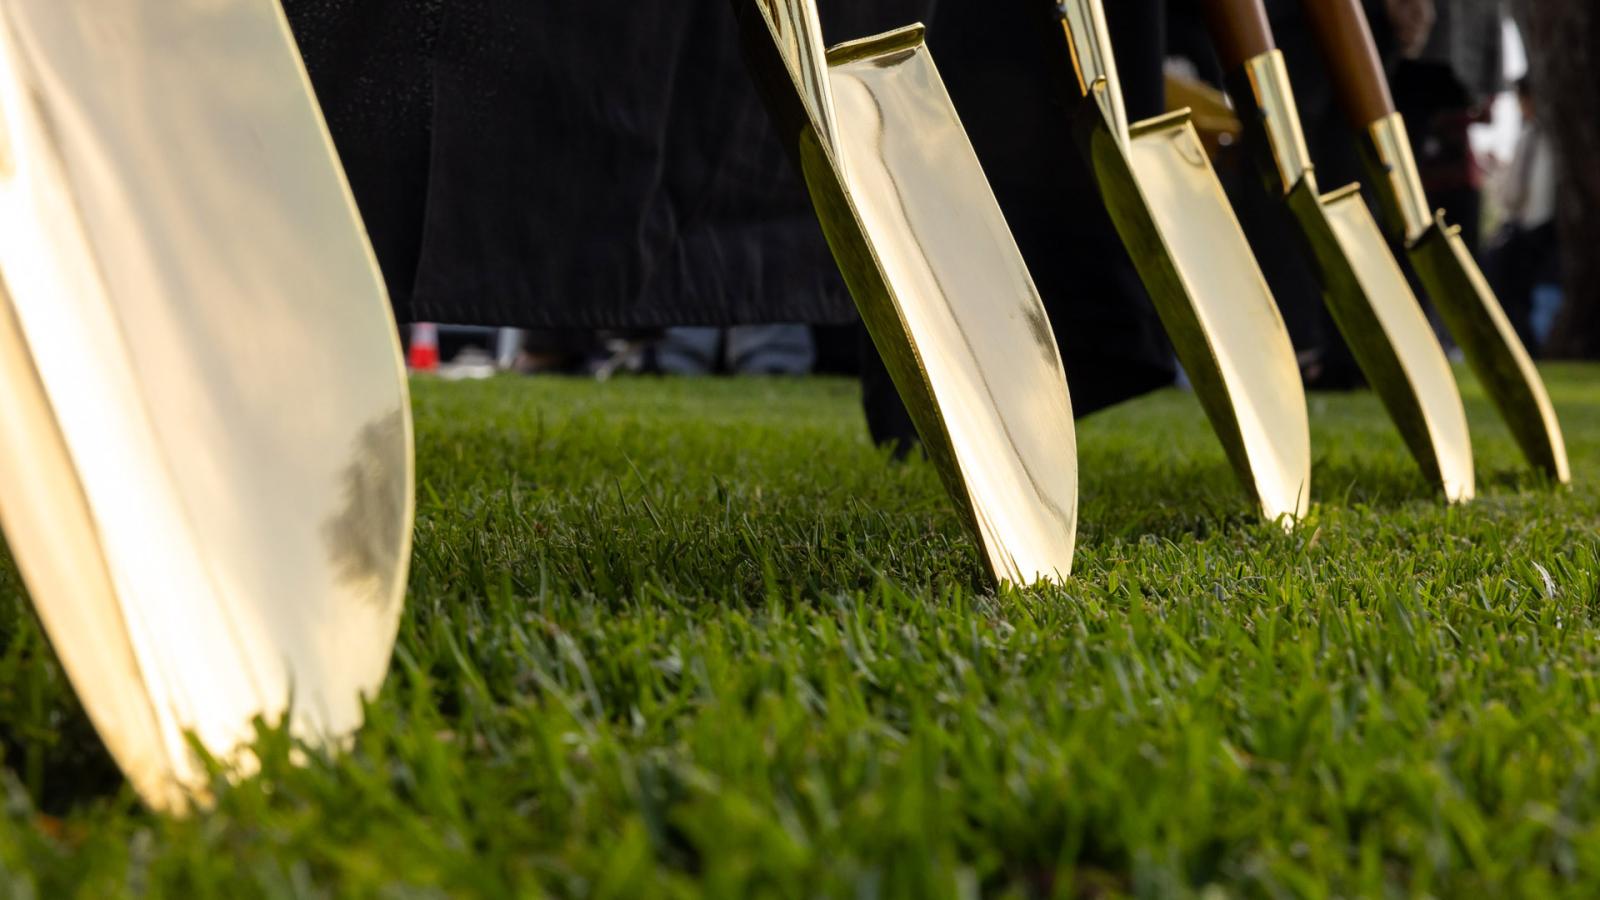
[1078,454,1265,544]
[1077,449,1470,546]
[1309,456,1448,509]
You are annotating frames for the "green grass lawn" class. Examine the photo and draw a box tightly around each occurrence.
[2,366,1600,896]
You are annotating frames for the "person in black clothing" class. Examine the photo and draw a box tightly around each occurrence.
[1486,77,1562,354]
[283,0,929,330]
[284,0,1175,450]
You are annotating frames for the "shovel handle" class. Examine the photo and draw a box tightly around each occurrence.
[1199,0,1277,71]
[1300,0,1396,129]
[732,0,842,152]
[1057,0,1130,142]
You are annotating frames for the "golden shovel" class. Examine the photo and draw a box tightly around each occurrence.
[0,1,412,809]
[733,0,1079,585]
[1199,0,1473,501]
[1300,0,1569,483]
[1056,0,1312,523]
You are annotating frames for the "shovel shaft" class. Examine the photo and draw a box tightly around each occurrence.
[1200,0,1314,193]
[1299,0,1395,130]
[1200,0,1276,71]
[1056,0,1129,142]
[1237,52,1316,195]
[742,0,840,152]
[1297,0,1431,239]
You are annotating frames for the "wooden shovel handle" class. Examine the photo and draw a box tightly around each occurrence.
[1200,0,1277,72]
[1300,0,1396,129]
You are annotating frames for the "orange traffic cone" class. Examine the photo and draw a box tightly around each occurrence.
[408,323,439,372]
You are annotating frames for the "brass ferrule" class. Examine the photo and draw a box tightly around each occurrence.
[1057,0,1128,142]
[1241,51,1315,196]
[1363,112,1434,243]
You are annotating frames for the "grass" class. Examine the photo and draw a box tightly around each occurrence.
[1,366,1600,896]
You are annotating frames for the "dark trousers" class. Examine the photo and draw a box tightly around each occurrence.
[1488,223,1561,355]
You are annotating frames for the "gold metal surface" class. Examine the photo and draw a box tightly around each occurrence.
[739,2,1078,585]
[1059,6,1311,524]
[1362,115,1570,482]
[753,0,839,150]
[1409,221,1571,482]
[0,0,413,809]
[1313,187,1474,498]
[1239,53,1473,501]
[1241,52,1313,194]
[1057,0,1129,140]
[1364,113,1434,243]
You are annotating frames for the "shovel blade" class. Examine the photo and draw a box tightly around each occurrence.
[738,9,1077,586]
[825,29,1078,585]
[1082,98,1310,522]
[1288,182,1474,501]
[1408,223,1570,483]
[0,1,412,808]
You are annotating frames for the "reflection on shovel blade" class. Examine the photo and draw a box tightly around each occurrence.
[1290,182,1474,501]
[828,32,1078,583]
[1409,223,1570,482]
[739,8,1077,586]
[0,1,413,809]
[1083,95,1310,523]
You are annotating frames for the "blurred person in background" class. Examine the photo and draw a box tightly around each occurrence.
[655,325,817,376]
[1390,0,1504,259]
[1487,76,1562,352]
[288,0,1180,453]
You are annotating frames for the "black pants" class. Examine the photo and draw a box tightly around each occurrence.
[284,0,933,329]
[1488,223,1560,355]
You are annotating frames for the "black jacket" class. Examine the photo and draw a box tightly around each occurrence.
[287,0,1177,413]
[285,0,929,329]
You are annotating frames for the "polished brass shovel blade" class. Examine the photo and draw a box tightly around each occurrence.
[737,3,1078,585]
[1408,212,1569,482]
[1078,88,1311,522]
[1236,50,1472,501]
[1364,115,1568,482]
[1304,185,1474,498]
[1060,3,1310,523]
[0,1,412,809]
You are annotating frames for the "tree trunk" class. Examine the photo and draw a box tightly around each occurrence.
[1514,0,1600,358]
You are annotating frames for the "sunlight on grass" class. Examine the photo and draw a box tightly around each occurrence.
[0,366,1597,895]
